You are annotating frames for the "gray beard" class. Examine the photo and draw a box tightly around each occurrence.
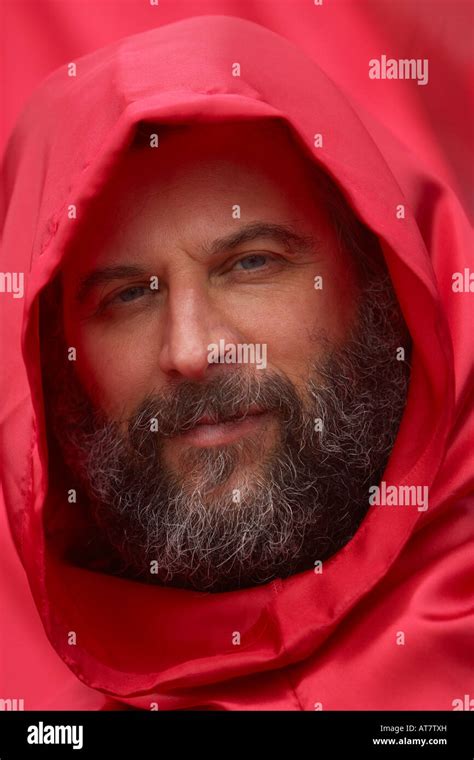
[45,272,411,593]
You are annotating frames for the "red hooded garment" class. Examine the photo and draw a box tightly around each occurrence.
[0,15,473,711]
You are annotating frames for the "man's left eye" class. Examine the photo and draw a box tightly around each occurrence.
[233,254,271,271]
[116,285,147,303]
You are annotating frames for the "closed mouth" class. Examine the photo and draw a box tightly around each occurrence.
[170,405,271,447]
[194,405,267,426]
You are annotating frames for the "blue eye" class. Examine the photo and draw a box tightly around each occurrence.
[234,254,269,270]
[117,286,146,302]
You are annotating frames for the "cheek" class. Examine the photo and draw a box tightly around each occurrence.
[259,317,319,381]
[234,279,352,361]
[230,277,358,387]
[70,328,154,417]
[228,297,317,383]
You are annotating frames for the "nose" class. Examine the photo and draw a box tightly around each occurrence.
[157,282,238,381]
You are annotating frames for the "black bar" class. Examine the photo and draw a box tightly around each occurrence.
[0,710,472,757]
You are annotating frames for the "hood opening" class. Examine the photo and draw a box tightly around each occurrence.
[19,98,453,696]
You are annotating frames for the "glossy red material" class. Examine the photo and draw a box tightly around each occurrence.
[0,15,472,710]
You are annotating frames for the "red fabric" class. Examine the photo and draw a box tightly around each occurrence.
[1,13,473,711]
[2,1,473,215]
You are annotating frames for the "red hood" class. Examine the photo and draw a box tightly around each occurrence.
[1,15,473,710]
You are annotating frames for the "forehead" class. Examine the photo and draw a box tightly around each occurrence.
[66,120,324,244]
[113,119,315,200]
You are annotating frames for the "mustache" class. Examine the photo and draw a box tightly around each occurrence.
[124,368,305,442]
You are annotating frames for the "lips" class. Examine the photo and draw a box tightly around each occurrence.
[174,405,271,447]
[166,402,272,447]
[195,404,266,426]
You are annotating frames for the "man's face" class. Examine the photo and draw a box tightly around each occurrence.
[62,122,357,466]
[52,121,410,592]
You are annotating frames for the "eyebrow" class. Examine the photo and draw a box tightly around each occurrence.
[204,221,318,257]
[76,265,148,304]
[75,221,318,304]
